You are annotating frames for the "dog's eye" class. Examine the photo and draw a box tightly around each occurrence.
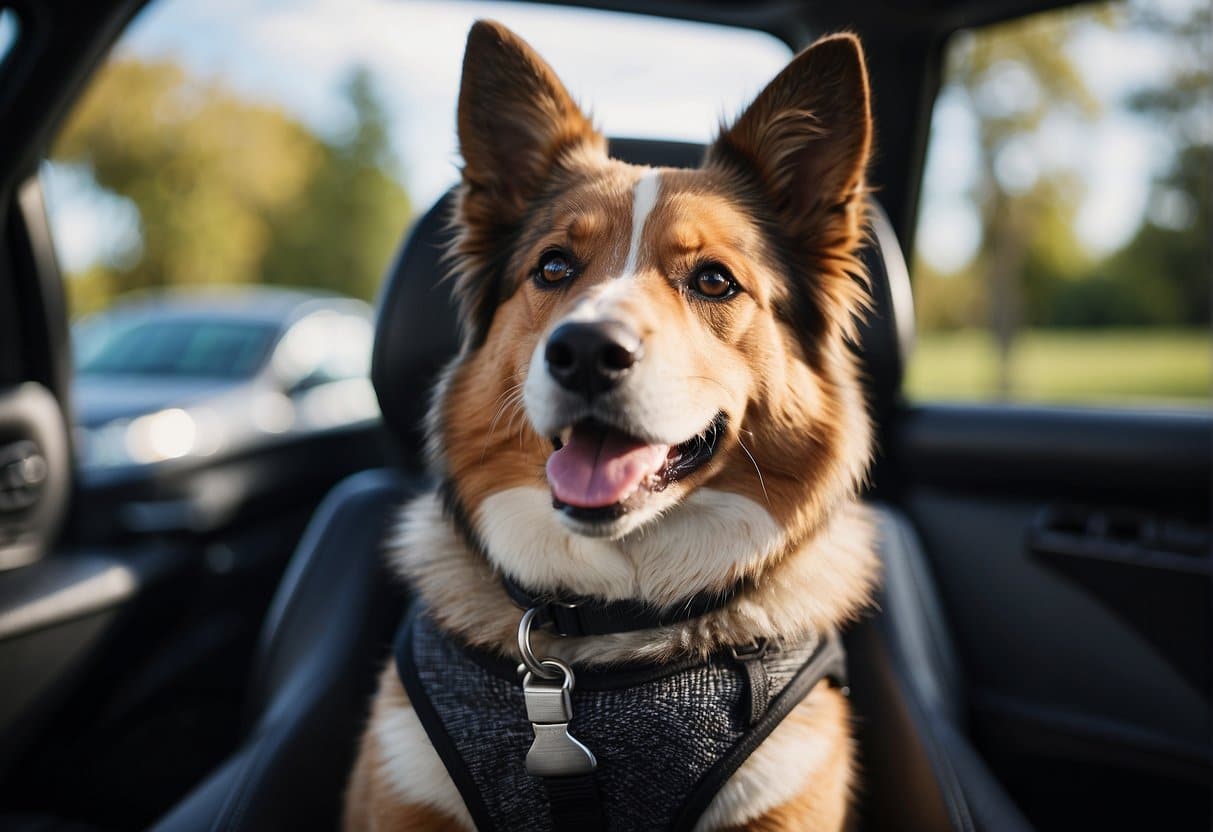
[534,251,576,287]
[691,266,737,300]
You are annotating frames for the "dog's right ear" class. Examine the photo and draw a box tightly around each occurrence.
[453,20,604,345]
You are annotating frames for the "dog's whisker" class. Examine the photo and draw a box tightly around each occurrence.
[480,388,527,464]
[505,398,528,436]
[486,395,516,437]
[737,436,771,507]
[485,385,525,430]
[687,375,734,398]
[487,381,525,410]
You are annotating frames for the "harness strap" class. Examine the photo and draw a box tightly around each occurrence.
[397,606,851,832]
[543,774,608,832]
[502,574,744,637]
[394,607,501,832]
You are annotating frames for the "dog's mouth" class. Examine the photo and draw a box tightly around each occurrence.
[545,412,727,522]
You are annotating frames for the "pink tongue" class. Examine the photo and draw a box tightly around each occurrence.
[546,424,670,509]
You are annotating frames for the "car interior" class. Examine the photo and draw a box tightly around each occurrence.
[0,1,1208,831]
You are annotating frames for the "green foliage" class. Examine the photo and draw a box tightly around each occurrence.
[916,1,1210,346]
[910,263,982,331]
[1045,148,1209,327]
[259,69,411,301]
[52,59,411,315]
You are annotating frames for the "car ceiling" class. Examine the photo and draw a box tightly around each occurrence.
[522,0,1093,43]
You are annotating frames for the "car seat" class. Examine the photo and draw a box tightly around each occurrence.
[151,138,1031,832]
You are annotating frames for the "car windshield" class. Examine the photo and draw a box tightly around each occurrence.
[77,318,279,379]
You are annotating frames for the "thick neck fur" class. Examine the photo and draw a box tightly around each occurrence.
[390,487,877,667]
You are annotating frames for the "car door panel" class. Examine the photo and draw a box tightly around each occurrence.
[892,403,1210,828]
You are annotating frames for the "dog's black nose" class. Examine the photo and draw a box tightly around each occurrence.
[545,321,642,399]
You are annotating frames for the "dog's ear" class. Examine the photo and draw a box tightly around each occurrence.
[707,33,872,244]
[458,20,602,203]
[706,34,873,340]
[452,20,604,345]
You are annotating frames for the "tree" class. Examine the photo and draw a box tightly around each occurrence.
[943,11,1100,395]
[51,59,411,314]
[260,68,411,301]
[1105,1,1211,327]
[54,60,325,307]
[1093,144,1210,327]
[1037,1,1211,330]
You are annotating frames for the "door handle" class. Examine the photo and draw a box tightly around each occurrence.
[1029,504,1210,575]
[1028,503,1210,696]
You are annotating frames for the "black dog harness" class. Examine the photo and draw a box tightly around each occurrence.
[395,587,847,832]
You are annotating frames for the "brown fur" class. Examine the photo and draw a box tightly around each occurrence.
[346,19,878,831]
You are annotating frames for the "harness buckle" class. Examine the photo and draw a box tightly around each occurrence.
[521,658,597,777]
[517,608,598,778]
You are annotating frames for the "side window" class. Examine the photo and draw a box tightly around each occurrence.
[41,0,789,321]
[273,312,374,391]
[909,0,1210,408]
[39,0,789,464]
[0,9,17,66]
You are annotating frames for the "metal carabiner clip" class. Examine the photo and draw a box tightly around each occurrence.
[516,607,597,777]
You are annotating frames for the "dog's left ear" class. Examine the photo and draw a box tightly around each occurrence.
[706,34,872,242]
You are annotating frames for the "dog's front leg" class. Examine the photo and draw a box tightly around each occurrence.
[700,685,855,832]
[343,664,474,831]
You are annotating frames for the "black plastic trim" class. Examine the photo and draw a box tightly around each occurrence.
[0,551,136,641]
[894,403,1211,503]
[0,382,69,569]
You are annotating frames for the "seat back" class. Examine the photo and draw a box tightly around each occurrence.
[156,137,1029,832]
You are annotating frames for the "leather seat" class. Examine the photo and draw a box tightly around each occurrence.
[152,139,1030,831]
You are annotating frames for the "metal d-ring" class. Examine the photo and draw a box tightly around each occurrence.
[521,657,576,691]
[517,607,563,680]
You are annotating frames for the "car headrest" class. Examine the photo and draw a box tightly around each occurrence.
[370,138,914,469]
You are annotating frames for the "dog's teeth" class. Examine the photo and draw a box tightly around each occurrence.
[559,427,573,446]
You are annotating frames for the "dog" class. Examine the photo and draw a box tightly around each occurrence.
[345,18,878,831]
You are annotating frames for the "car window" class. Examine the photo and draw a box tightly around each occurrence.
[40,0,791,321]
[77,318,279,379]
[909,0,1210,409]
[0,8,17,67]
[273,312,374,390]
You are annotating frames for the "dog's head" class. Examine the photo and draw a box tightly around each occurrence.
[429,20,874,599]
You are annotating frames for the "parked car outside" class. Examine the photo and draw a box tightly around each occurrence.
[72,287,379,475]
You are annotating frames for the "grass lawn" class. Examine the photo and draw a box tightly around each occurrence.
[905,328,1211,407]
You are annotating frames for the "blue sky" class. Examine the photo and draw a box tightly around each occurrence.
[43,0,1192,277]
